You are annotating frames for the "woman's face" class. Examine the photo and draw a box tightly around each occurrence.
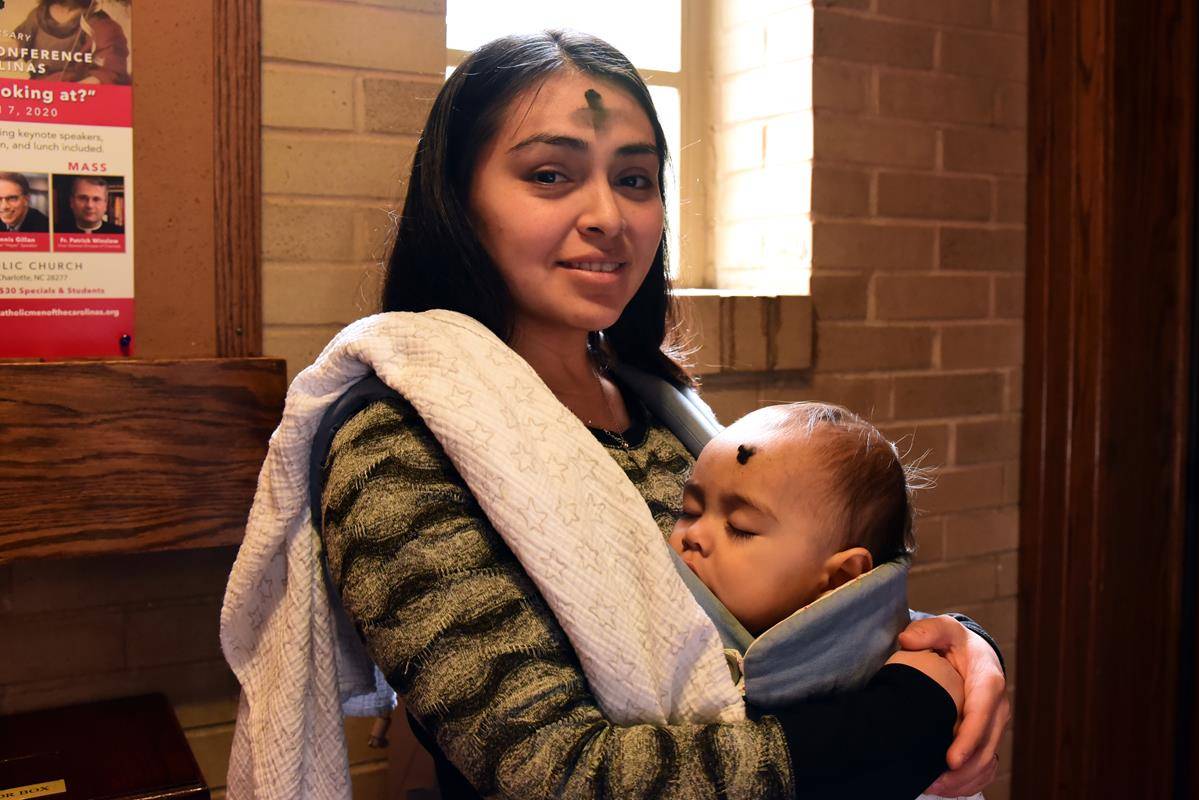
[468,71,664,343]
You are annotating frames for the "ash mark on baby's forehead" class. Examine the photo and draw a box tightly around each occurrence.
[736,444,756,465]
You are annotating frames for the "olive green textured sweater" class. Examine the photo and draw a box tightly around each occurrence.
[319,395,794,800]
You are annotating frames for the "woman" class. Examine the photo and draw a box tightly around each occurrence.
[318,30,1007,799]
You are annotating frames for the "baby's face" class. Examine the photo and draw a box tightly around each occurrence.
[670,413,840,635]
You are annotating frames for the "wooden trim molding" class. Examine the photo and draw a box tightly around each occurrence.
[1016,0,1196,795]
[213,0,263,357]
[0,359,285,563]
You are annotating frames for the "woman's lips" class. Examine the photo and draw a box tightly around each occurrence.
[557,260,626,273]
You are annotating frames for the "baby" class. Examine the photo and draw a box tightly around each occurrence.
[669,401,971,799]
[670,401,918,636]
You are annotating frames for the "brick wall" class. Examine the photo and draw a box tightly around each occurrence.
[262,0,444,381]
[703,1,1026,796]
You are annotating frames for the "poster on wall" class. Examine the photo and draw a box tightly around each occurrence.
[0,0,132,359]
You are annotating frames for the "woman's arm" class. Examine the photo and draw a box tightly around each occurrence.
[322,398,957,800]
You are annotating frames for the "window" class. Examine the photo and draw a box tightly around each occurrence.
[446,1,709,285]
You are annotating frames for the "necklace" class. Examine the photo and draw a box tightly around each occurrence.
[585,364,631,450]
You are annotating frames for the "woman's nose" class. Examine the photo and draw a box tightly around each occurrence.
[577,180,623,238]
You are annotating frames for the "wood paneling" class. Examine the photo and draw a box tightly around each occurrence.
[214,0,262,358]
[0,358,285,563]
[1016,0,1196,796]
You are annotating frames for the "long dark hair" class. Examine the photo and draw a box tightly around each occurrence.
[382,30,692,387]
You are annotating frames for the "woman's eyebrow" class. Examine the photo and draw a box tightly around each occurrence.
[508,133,660,158]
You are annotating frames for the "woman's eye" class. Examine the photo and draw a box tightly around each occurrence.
[619,174,653,189]
[726,524,755,540]
[678,509,698,520]
[532,170,566,185]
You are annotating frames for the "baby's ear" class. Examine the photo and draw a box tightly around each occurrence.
[823,547,874,591]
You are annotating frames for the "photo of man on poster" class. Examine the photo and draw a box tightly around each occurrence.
[54,174,123,234]
[0,172,50,233]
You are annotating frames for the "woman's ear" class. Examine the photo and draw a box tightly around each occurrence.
[821,547,874,592]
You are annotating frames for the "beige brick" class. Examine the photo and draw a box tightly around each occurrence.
[996,178,1026,223]
[956,416,1021,464]
[813,166,870,217]
[263,1,444,74]
[676,292,723,375]
[943,508,1018,558]
[814,10,936,69]
[720,21,767,76]
[811,272,869,319]
[700,381,761,424]
[812,60,871,113]
[815,114,937,169]
[347,0,444,10]
[1003,459,1021,503]
[991,0,1029,34]
[941,30,1027,81]
[264,263,377,325]
[876,0,991,28]
[728,295,770,370]
[921,463,1006,513]
[878,72,996,126]
[362,78,437,135]
[873,274,991,320]
[773,295,814,369]
[765,8,815,64]
[2,659,237,719]
[816,323,936,371]
[721,62,811,123]
[263,201,359,261]
[264,133,417,199]
[718,121,767,174]
[893,372,1005,418]
[263,324,342,380]
[995,81,1028,128]
[940,227,1025,271]
[721,166,811,222]
[909,559,998,609]
[763,114,815,167]
[997,549,1019,596]
[953,595,1017,642]
[126,599,225,668]
[187,724,234,789]
[814,222,935,269]
[764,374,894,420]
[942,322,1023,368]
[911,515,945,564]
[994,274,1025,317]
[0,610,124,683]
[8,548,235,613]
[877,172,992,220]
[263,66,354,130]
[353,206,398,262]
[943,127,1026,174]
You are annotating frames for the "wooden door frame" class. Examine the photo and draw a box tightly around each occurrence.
[1016,0,1197,796]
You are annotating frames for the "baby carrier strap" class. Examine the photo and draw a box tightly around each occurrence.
[308,373,402,533]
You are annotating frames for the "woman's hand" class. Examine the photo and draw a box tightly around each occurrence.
[885,649,964,711]
[898,615,1009,796]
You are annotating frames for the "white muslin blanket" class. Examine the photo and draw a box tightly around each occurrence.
[219,310,744,800]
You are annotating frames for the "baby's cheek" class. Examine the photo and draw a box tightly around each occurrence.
[668,526,684,553]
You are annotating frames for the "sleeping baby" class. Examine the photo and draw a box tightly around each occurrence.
[669,402,978,800]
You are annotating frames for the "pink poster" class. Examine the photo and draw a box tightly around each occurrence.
[0,0,133,359]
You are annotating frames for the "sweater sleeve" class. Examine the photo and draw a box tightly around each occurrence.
[320,398,956,800]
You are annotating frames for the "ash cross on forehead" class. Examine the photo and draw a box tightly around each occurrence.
[583,88,608,129]
[736,444,757,465]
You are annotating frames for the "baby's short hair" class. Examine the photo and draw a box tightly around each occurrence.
[772,402,922,564]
